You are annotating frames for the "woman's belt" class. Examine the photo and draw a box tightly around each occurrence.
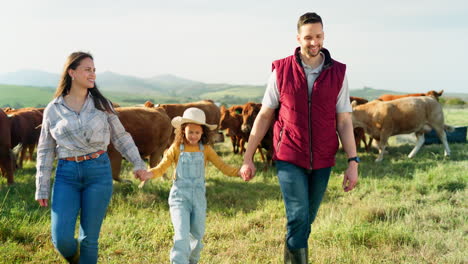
[61,150,106,162]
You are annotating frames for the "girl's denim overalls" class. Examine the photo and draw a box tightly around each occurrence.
[169,143,207,264]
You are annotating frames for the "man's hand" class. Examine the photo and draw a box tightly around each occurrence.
[240,160,256,181]
[342,162,358,192]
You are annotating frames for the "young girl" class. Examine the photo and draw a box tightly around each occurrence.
[139,107,241,264]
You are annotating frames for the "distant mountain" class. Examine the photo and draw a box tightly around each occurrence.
[1,70,466,103]
[349,86,404,100]
[0,69,58,88]
[97,71,163,95]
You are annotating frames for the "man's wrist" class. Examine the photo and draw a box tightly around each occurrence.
[347,156,361,164]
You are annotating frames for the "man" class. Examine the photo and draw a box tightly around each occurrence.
[240,12,359,264]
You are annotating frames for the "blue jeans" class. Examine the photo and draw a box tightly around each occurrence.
[51,153,113,264]
[276,160,331,250]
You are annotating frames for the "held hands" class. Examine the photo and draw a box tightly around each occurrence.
[134,169,153,181]
[240,160,256,181]
[37,199,48,207]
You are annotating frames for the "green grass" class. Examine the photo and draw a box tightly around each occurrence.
[444,108,468,127]
[0,110,467,264]
[0,84,54,108]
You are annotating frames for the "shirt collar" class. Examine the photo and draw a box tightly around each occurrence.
[53,92,93,110]
[301,52,325,74]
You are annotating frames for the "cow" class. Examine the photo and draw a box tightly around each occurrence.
[351,96,452,162]
[144,100,220,126]
[241,102,274,168]
[145,100,221,146]
[219,105,248,154]
[9,109,44,168]
[0,109,15,184]
[107,107,172,181]
[377,90,444,102]
[349,96,371,152]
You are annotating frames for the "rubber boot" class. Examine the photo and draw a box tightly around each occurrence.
[284,243,308,264]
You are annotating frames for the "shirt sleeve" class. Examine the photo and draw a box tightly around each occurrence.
[336,74,352,113]
[107,113,147,171]
[261,70,280,109]
[205,145,240,177]
[35,107,57,200]
[149,144,177,179]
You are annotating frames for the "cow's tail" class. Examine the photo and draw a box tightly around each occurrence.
[444,124,455,132]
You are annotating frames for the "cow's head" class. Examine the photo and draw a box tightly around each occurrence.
[219,106,230,130]
[426,90,444,100]
[144,101,155,108]
[241,102,261,134]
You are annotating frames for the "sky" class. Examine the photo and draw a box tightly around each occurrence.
[1,0,468,93]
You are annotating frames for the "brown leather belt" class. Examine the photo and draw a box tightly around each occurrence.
[62,150,106,162]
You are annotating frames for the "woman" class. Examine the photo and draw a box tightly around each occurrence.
[35,51,147,263]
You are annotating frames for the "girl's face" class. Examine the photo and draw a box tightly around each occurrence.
[184,123,203,146]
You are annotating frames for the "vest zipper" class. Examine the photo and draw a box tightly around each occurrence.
[276,127,284,152]
[308,94,313,170]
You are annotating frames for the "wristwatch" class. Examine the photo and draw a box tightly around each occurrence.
[347,156,361,163]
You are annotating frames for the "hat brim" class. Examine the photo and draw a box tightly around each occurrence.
[171,117,218,130]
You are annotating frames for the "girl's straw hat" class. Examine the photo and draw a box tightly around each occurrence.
[171,107,217,130]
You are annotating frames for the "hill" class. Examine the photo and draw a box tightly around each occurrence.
[0,70,467,107]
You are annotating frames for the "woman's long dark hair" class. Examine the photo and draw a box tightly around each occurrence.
[54,51,114,113]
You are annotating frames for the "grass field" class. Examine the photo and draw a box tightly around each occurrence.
[0,110,466,263]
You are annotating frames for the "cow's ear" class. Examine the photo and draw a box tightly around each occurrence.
[438,90,444,96]
[351,100,358,108]
[220,105,226,111]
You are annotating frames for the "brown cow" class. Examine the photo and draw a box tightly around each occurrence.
[145,100,220,126]
[219,105,248,154]
[0,109,15,184]
[107,107,172,181]
[145,100,221,146]
[241,102,274,168]
[9,109,44,168]
[351,96,452,162]
[377,90,444,101]
[349,96,371,152]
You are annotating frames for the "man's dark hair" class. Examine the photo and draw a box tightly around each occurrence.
[297,12,323,32]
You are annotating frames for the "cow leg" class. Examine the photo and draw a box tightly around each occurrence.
[367,137,374,152]
[256,147,265,162]
[239,138,246,155]
[27,144,35,161]
[231,136,238,154]
[362,134,370,152]
[408,133,425,158]
[18,145,27,169]
[107,145,123,182]
[434,128,451,156]
[152,145,171,181]
[375,137,388,162]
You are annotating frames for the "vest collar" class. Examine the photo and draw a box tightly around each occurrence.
[294,47,333,70]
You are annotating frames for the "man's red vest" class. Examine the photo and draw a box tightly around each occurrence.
[272,47,346,170]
